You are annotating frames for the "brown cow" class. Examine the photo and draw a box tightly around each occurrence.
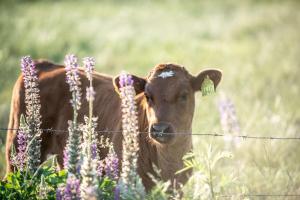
[5,60,222,191]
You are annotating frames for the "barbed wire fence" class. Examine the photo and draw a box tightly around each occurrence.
[0,127,300,198]
[218,194,300,198]
[0,127,300,140]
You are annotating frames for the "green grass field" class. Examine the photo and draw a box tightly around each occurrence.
[1,0,300,197]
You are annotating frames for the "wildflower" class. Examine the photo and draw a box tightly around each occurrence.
[86,86,95,102]
[83,57,95,81]
[12,115,28,171]
[63,149,68,170]
[84,186,98,200]
[118,72,145,199]
[76,156,83,175]
[217,92,241,147]
[20,56,42,173]
[104,147,119,180]
[91,142,97,160]
[65,54,82,111]
[9,144,18,172]
[96,160,105,177]
[218,93,240,134]
[80,57,98,200]
[64,54,82,175]
[80,116,98,159]
[38,175,49,200]
[80,144,98,199]
[56,186,64,200]
[99,135,111,149]
[119,71,134,87]
[65,121,81,175]
[64,174,81,200]
[114,185,120,200]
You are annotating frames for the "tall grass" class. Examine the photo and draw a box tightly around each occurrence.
[0,0,300,197]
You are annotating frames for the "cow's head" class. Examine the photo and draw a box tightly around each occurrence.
[114,63,222,145]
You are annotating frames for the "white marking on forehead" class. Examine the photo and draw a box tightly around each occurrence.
[157,70,175,79]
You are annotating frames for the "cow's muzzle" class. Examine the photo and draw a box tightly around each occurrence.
[150,122,174,144]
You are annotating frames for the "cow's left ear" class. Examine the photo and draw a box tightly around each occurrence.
[113,74,146,95]
[191,69,222,92]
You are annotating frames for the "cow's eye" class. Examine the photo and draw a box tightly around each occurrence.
[145,93,154,104]
[179,93,188,102]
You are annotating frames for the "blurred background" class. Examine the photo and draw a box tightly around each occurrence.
[0,0,299,196]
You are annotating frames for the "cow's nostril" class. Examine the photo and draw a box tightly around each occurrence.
[150,123,175,144]
[152,123,169,132]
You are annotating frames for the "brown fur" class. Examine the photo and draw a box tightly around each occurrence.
[5,60,222,191]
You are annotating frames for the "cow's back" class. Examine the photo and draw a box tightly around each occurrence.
[6,60,122,173]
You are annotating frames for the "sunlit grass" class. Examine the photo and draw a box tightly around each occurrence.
[0,0,299,196]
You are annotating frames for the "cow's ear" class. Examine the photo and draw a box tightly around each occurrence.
[191,69,222,92]
[113,74,146,95]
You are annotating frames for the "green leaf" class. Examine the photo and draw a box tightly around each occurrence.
[211,151,233,170]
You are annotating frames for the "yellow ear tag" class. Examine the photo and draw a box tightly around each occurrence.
[201,76,215,96]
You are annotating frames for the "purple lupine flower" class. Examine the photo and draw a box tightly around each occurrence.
[84,186,98,200]
[218,93,241,147]
[63,149,68,170]
[91,142,97,160]
[15,128,27,171]
[119,72,134,87]
[64,54,82,110]
[86,86,95,102]
[218,93,240,134]
[81,56,99,199]
[12,114,28,171]
[64,174,81,200]
[21,56,38,84]
[118,72,145,198]
[97,160,105,177]
[80,156,98,199]
[56,186,64,200]
[76,157,83,175]
[114,185,120,200]
[104,149,119,180]
[83,57,95,81]
[20,56,42,173]
[80,116,98,199]
[64,54,82,175]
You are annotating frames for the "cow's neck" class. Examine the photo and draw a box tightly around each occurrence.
[156,135,192,182]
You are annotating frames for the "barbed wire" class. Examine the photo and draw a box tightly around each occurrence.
[217,194,300,198]
[0,127,299,140]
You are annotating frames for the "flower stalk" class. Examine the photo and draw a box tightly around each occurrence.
[217,92,241,147]
[56,171,81,200]
[64,54,82,175]
[117,72,145,199]
[20,56,42,173]
[80,57,98,199]
[12,114,28,171]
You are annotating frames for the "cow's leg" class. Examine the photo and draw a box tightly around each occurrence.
[54,132,68,170]
[5,101,21,178]
[40,131,54,165]
[5,129,18,177]
[56,137,65,171]
[5,76,25,178]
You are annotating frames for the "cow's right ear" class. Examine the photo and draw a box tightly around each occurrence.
[113,74,146,95]
[191,69,222,92]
